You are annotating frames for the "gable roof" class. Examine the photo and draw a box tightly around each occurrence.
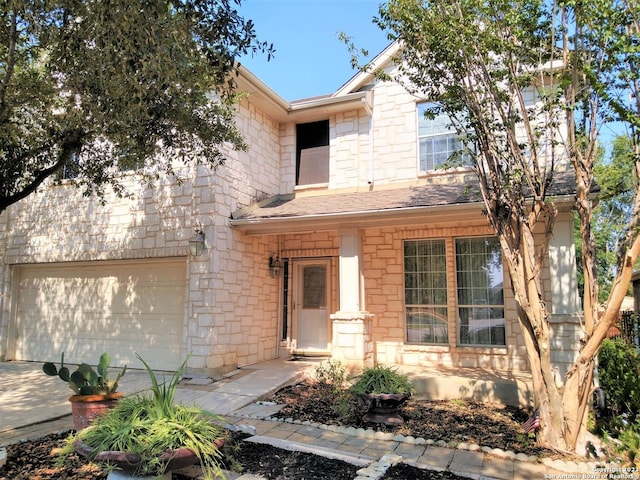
[334,42,400,97]
[230,170,579,235]
[236,66,374,123]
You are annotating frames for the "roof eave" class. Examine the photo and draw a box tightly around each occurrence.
[229,201,486,236]
[230,192,578,236]
[236,66,374,123]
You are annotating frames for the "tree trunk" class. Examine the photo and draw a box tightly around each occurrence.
[495,206,571,450]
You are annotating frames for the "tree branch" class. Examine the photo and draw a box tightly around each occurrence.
[0,131,83,213]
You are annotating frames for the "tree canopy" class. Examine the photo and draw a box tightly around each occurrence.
[368,0,640,451]
[585,135,637,302]
[0,0,273,212]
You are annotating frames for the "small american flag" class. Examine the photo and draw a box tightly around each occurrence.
[523,409,541,434]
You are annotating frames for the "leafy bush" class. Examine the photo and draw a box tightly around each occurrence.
[314,360,347,393]
[618,421,640,466]
[598,339,640,417]
[350,364,415,395]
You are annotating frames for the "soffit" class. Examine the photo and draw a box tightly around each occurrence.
[236,67,372,123]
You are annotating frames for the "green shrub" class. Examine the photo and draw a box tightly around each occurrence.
[314,360,347,393]
[350,364,415,395]
[598,338,640,417]
[618,422,640,466]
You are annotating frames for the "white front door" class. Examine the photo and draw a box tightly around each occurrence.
[294,260,330,352]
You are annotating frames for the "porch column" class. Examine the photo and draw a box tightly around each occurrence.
[330,228,373,371]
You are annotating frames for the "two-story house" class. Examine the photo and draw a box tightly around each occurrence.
[0,43,581,405]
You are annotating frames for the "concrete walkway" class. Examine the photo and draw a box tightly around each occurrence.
[0,359,613,480]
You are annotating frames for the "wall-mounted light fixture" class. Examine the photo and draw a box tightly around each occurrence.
[269,253,282,278]
[189,223,205,257]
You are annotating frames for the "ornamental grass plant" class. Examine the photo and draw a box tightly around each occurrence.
[65,354,225,479]
[350,364,415,395]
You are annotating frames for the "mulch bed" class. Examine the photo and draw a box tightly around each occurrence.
[0,430,467,479]
[267,380,551,457]
[1,379,571,479]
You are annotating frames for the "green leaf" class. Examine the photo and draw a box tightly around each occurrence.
[42,362,58,376]
[97,352,110,376]
[58,367,70,382]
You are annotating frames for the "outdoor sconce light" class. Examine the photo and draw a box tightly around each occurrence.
[189,223,205,257]
[269,254,282,278]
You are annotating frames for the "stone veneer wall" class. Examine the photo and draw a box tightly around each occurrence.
[361,224,530,372]
[267,220,579,379]
[0,95,284,374]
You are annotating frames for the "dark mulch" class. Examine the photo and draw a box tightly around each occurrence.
[227,434,359,479]
[268,380,550,457]
[0,430,467,479]
[384,464,470,479]
[1,380,554,480]
[0,432,106,480]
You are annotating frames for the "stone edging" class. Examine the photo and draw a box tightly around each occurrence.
[227,410,618,475]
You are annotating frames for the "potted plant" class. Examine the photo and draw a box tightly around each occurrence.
[68,354,225,480]
[43,352,127,430]
[350,364,415,425]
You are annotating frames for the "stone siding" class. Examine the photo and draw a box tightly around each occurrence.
[0,94,283,374]
[361,224,530,372]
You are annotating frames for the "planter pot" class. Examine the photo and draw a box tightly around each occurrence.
[357,393,410,426]
[107,471,170,480]
[69,393,123,430]
[74,438,224,477]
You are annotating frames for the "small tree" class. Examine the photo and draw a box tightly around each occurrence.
[367,0,640,451]
[0,0,273,212]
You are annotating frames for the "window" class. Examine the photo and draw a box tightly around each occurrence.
[456,237,505,346]
[296,120,329,185]
[118,153,144,171]
[417,103,466,171]
[58,152,80,180]
[404,239,448,344]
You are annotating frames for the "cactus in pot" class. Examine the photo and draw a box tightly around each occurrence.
[43,352,126,395]
[43,352,127,429]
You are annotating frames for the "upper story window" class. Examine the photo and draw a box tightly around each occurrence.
[296,120,329,186]
[417,103,466,172]
[117,152,144,172]
[57,152,80,180]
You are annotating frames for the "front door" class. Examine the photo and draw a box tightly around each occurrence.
[294,259,330,352]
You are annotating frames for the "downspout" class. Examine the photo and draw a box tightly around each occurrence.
[362,93,374,188]
[1,209,14,360]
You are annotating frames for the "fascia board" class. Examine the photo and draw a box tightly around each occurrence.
[236,66,373,122]
[230,193,578,236]
[230,202,485,235]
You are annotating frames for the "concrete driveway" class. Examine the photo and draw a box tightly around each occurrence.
[0,359,312,435]
[0,361,154,432]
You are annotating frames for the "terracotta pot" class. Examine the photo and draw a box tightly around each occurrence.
[357,392,410,425]
[68,393,123,430]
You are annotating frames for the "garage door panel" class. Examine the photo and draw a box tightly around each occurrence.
[14,260,186,371]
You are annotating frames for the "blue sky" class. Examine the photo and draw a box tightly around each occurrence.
[238,0,391,100]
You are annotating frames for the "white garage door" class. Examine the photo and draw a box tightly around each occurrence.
[13,259,186,371]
